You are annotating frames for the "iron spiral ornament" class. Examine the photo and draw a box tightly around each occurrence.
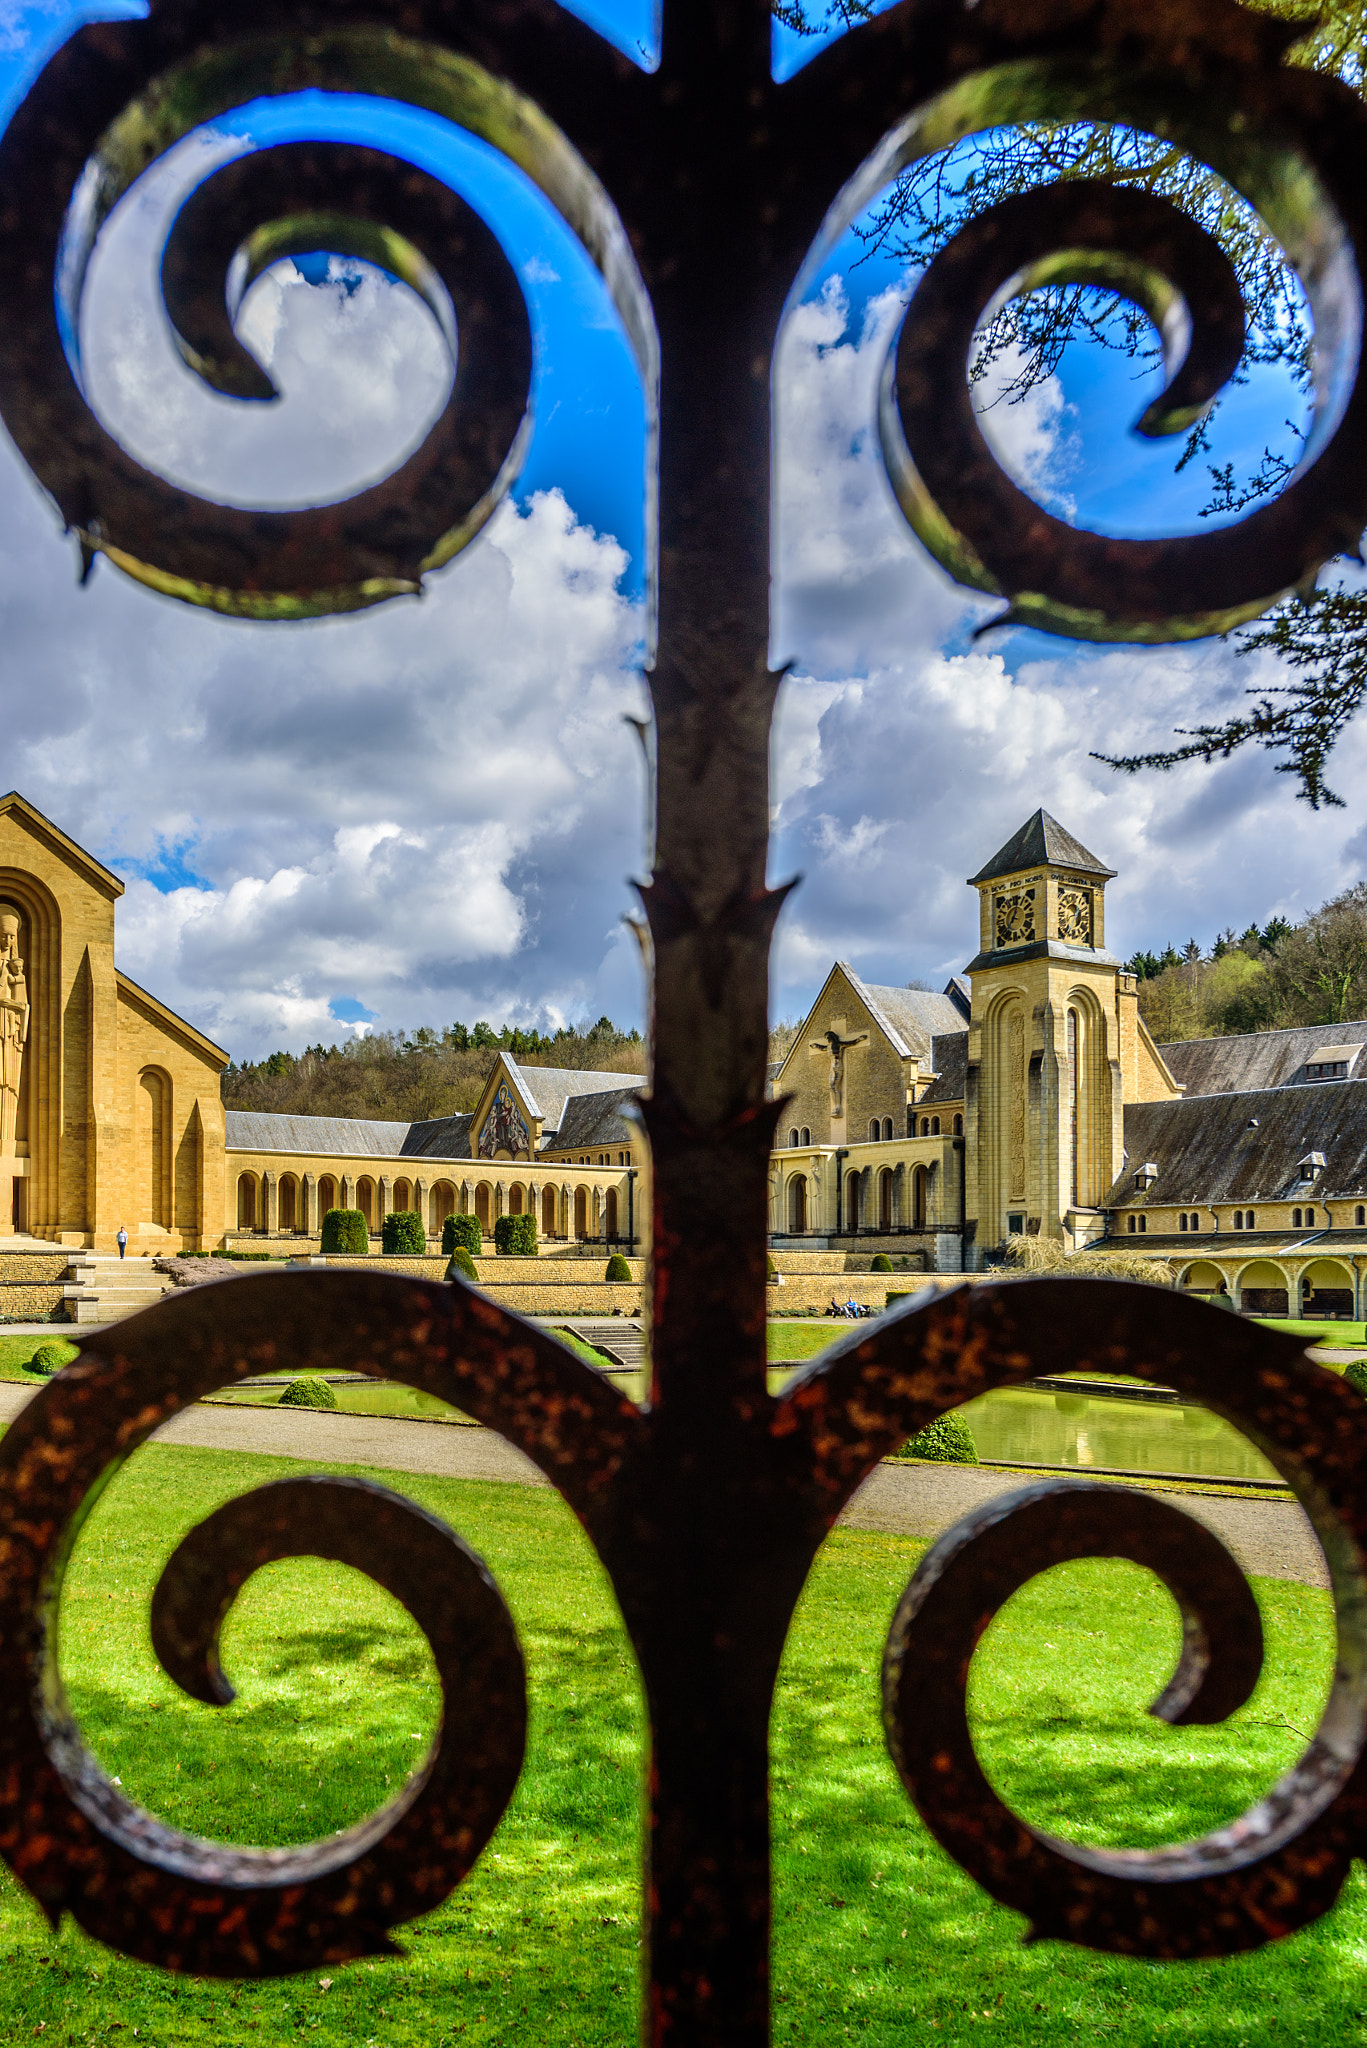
[0,0,1365,2035]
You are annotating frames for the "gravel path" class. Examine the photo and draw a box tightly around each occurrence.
[0,1382,1329,1588]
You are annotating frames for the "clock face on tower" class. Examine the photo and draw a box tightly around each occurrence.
[1058,887,1093,946]
[994,887,1036,949]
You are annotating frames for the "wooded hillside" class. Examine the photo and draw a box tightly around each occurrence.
[1131,883,1367,1043]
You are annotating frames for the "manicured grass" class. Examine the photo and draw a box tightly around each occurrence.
[0,1442,1360,2044]
[0,1331,78,1380]
[767,1323,843,1364]
[1255,1318,1367,1349]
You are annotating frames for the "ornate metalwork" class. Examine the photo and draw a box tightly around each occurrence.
[0,0,1364,2039]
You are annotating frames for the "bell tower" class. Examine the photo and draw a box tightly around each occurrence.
[961,810,1123,1257]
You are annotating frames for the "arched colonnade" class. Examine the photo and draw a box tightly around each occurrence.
[1179,1254,1362,1320]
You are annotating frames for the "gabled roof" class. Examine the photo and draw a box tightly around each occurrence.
[0,791,124,900]
[116,969,227,1066]
[846,969,967,1062]
[969,809,1115,886]
[1161,1019,1367,1097]
[548,1086,639,1151]
[1109,1081,1367,1206]
[512,1060,641,1136]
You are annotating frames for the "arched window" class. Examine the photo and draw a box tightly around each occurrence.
[605,1188,619,1240]
[911,1166,927,1229]
[137,1068,171,1229]
[237,1173,257,1231]
[1126,1214,1135,1233]
[800,1126,810,1146]
[1358,1206,1366,1227]
[869,1119,880,1142]
[318,1174,337,1217]
[509,1183,525,1216]
[1179,1214,1188,1232]
[882,1117,893,1141]
[1066,1007,1079,1210]
[1138,1214,1147,1233]
[787,1175,807,1234]
[789,1128,799,1148]
[920,1118,930,1137]
[1246,1210,1256,1230]
[845,1174,861,1233]
[1233,1212,1243,1231]
[393,1178,411,1213]
[953,1114,963,1136]
[930,1116,940,1136]
[878,1169,893,1230]
[1292,1207,1302,1228]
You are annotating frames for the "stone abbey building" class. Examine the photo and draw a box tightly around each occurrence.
[770,808,1367,1319]
[6,785,1367,1319]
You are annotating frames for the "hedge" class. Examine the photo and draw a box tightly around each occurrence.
[1345,1358,1367,1398]
[903,1411,978,1464]
[494,1213,537,1255]
[443,1213,482,1257]
[27,1339,78,1376]
[279,1374,338,1410]
[870,1253,892,1272]
[605,1252,632,1282]
[382,1210,427,1255]
[446,1245,479,1285]
[321,1208,369,1254]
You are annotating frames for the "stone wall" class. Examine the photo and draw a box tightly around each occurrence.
[0,1253,66,1283]
[0,1285,66,1321]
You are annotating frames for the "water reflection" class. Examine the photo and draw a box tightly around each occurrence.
[959,1386,1281,1485]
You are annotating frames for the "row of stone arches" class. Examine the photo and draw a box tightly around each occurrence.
[1181,1256,1359,1319]
[781,1163,935,1235]
[234,1169,627,1241]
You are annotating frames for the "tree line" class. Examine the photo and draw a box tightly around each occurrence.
[1129,883,1367,1043]
[221,1016,646,1121]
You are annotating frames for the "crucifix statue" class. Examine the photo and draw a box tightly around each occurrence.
[811,1022,867,1119]
[0,906,29,1160]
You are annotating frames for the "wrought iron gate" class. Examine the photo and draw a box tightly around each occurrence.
[0,0,1365,2040]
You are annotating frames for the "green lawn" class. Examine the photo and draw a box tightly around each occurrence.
[0,1441,1360,2044]
[1255,1318,1367,1349]
[0,1331,78,1381]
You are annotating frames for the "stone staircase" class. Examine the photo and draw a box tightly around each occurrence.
[63,1255,176,1325]
[561,1319,646,1373]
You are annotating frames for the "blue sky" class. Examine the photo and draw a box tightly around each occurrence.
[0,0,1358,1056]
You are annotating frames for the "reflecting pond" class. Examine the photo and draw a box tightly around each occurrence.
[956,1386,1282,1484]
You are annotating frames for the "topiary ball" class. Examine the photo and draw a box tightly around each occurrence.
[27,1338,77,1376]
[446,1246,478,1285]
[278,1374,338,1410]
[1344,1358,1367,1398]
[904,1410,978,1464]
[870,1253,892,1272]
[605,1252,632,1282]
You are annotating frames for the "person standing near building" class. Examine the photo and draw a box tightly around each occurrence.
[116,1225,127,1260]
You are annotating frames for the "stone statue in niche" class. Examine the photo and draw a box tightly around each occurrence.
[0,907,27,1159]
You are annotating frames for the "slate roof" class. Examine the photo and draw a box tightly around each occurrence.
[1160,1019,1367,1097]
[225,1111,416,1158]
[846,969,967,1061]
[401,1114,475,1158]
[545,1086,639,1152]
[917,1031,969,1106]
[1108,1081,1367,1207]
[968,809,1115,886]
[506,1061,635,1137]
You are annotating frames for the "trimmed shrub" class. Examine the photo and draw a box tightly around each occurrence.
[870,1253,892,1272]
[443,1212,482,1257]
[278,1374,338,1410]
[446,1245,479,1285]
[320,1208,368,1254]
[1344,1358,1367,1398]
[903,1411,978,1464]
[27,1339,77,1376]
[605,1252,632,1282]
[382,1210,427,1256]
[494,1213,537,1255]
